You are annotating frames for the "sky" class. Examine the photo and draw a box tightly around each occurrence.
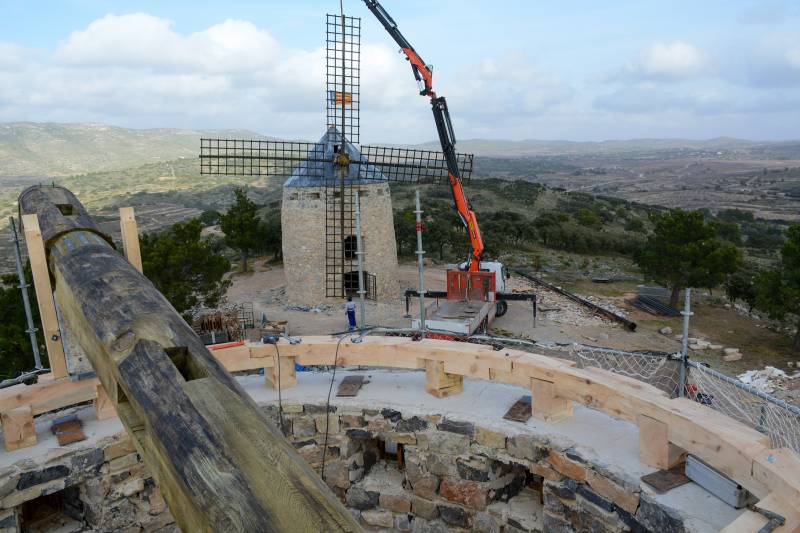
[0,0,799,143]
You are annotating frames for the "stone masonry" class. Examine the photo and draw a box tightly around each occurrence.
[281,182,399,305]
[0,401,691,532]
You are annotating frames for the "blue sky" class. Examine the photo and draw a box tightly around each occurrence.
[1,1,799,142]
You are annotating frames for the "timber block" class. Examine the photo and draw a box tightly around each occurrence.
[531,377,572,423]
[95,382,117,420]
[638,414,686,470]
[425,359,463,398]
[2,405,37,451]
[265,355,297,390]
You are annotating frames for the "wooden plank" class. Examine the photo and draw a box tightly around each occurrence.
[119,207,143,273]
[531,378,573,423]
[0,377,97,418]
[752,448,800,506]
[721,493,800,533]
[638,414,686,470]
[265,353,297,390]
[2,406,36,451]
[95,381,116,420]
[425,359,463,398]
[337,375,365,397]
[21,214,68,379]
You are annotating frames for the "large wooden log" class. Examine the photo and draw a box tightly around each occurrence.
[18,185,360,533]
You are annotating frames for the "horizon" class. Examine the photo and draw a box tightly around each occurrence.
[1,1,799,143]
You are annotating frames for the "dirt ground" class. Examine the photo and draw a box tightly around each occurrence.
[225,259,680,352]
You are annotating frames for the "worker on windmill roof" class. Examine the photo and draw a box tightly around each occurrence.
[345,296,357,331]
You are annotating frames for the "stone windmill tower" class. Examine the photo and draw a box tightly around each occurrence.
[200,10,473,305]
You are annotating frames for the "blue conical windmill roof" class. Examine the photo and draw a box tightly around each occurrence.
[284,127,388,187]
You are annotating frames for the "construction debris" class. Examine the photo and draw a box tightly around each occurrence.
[738,366,800,394]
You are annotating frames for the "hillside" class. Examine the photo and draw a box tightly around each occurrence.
[0,122,268,177]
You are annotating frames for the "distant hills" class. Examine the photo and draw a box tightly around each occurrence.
[1,122,799,178]
[0,122,267,177]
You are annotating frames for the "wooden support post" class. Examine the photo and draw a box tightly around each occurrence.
[95,382,117,420]
[425,359,463,398]
[638,413,686,469]
[21,214,68,380]
[531,377,573,423]
[119,207,143,273]
[2,406,36,451]
[265,354,297,390]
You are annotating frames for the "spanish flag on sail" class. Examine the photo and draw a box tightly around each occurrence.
[328,91,353,106]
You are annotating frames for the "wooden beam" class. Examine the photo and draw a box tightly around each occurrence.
[95,381,116,420]
[531,377,572,423]
[637,413,685,470]
[2,406,36,451]
[21,214,68,379]
[425,359,463,398]
[20,185,360,533]
[265,352,297,390]
[119,207,143,273]
[721,493,800,533]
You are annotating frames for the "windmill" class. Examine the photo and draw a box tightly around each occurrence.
[200,6,473,300]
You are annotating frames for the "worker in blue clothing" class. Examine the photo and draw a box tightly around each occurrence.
[345,296,357,331]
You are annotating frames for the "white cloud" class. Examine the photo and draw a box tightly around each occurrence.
[619,41,711,81]
[0,12,576,143]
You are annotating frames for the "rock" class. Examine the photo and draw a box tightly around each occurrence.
[381,408,402,422]
[395,513,412,531]
[104,436,137,461]
[548,451,587,481]
[635,493,685,533]
[437,419,475,437]
[411,496,439,520]
[673,334,683,341]
[411,475,440,499]
[17,465,70,490]
[542,512,576,533]
[507,435,548,462]
[474,427,506,449]
[411,518,449,533]
[314,414,339,434]
[695,340,710,349]
[292,416,317,438]
[586,469,639,515]
[659,327,673,336]
[723,352,743,362]
[709,344,723,350]
[425,453,458,478]
[474,511,501,533]
[507,489,543,531]
[439,477,489,510]
[345,486,379,510]
[438,505,471,528]
[723,347,741,356]
[339,415,365,428]
[322,461,350,490]
[425,432,470,455]
[456,458,490,482]
[281,404,303,414]
[396,416,428,432]
[379,493,411,513]
[361,509,393,528]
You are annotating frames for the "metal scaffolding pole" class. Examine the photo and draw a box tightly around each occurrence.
[679,288,693,398]
[10,216,42,370]
[414,190,426,335]
[355,194,366,329]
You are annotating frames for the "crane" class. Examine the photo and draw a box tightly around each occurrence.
[363,0,485,272]
[364,0,540,332]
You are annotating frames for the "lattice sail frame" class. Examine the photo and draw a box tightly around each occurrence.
[199,139,473,184]
[326,14,360,145]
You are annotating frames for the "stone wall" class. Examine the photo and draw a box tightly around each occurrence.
[281,182,399,306]
[0,433,174,532]
[0,402,689,533]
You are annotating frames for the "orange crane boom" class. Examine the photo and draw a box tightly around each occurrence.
[363,0,484,271]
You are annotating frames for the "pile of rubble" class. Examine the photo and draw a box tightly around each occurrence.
[738,366,800,395]
[665,332,743,362]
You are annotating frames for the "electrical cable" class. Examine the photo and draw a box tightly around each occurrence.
[274,342,284,435]
[320,333,347,481]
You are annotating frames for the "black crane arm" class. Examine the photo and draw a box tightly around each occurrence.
[363,0,485,270]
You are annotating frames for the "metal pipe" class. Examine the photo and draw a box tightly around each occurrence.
[414,190,426,335]
[10,216,43,370]
[679,288,692,398]
[355,194,366,328]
